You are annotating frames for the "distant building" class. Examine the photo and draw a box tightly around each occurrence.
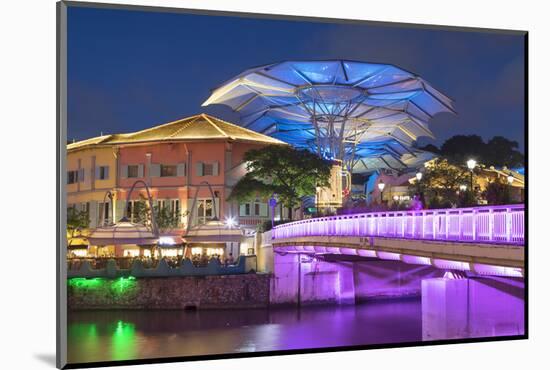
[67,114,286,258]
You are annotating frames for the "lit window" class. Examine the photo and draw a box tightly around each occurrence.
[197,199,214,224]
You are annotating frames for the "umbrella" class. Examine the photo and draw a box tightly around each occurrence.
[203,60,454,171]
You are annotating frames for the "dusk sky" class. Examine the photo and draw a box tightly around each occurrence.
[67,6,526,151]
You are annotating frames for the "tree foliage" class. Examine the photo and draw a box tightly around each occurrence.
[133,195,186,233]
[414,158,472,208]
[483,178,512,205]
[439,135,524,167]
[67,207,90,245]
[228,145,332,217]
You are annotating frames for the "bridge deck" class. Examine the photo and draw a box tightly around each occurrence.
[270,205,525,277]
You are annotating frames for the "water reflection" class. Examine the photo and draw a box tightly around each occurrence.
[67,296,523,365]
[68,299,422,364]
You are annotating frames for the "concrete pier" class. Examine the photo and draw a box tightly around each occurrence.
[421,276,525,340]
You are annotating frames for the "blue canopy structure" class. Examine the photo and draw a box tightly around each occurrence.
[203,60,454,172]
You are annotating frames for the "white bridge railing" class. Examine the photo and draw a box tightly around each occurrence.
[272,204,525,245]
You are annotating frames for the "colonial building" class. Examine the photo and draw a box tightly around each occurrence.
[67,114,285,258]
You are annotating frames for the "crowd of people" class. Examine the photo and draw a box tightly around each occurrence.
[191,253,235,267]
[68,252,238,270]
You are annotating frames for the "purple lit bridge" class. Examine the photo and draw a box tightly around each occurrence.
[270,204,525,278]
[266,204,525,336]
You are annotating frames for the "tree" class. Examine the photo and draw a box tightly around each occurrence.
[414,158,472,208]
[417,143,441,154]
[133,195,185,233]
[440,135,486,165]
[485,136,524,167]
[439,134,524,167]
[67,207,90,246]
[228,145,332,220]
[483,178,512,205]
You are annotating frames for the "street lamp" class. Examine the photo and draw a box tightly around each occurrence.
[466,159,477,191]
[378,182,385,203]
[459,184,467,192]
[416,172,423,181]
[315,186,321,217]
[507,175,514,185]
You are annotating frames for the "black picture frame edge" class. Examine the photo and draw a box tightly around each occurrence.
[56,1,529,369]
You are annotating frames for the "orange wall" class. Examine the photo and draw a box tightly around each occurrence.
[116,140,268,220]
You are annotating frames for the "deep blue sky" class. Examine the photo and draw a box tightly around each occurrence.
[67,6,526,151]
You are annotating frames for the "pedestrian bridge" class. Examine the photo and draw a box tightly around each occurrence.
[270,204,525,277]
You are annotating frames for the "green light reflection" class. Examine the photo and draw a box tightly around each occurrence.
[110,320,137,361]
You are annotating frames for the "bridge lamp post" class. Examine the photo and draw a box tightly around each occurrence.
[507,175,514,185]
[378,182,385,204]
[415,172,423,193]
[459,184,467,192]
[466,159,477,192]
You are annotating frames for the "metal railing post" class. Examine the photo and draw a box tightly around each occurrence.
[489,208,494,242]
[445,210,450,241]
[506,207,512,242]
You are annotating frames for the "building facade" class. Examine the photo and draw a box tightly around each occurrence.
[67,114,285,258]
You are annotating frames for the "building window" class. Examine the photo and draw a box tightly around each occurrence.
[239,202,268,217]
[97,166,109,180]
[197,199,214,224]
[203,163,214,176]
[160,164,177,177]
[127,165,139,178]
[67,170,78,184]
[126,200,137,222]
[99,202,110,225]
[238,203,251,216]
[170,199,181,225]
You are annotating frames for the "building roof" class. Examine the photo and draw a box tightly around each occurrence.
[67,114,285,151]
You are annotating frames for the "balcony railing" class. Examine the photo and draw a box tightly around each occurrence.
[272,204,525,245]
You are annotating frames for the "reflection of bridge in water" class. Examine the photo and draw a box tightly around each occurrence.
[264,204,525,340]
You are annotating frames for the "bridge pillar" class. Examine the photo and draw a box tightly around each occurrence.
[421,276,524,340]
[336,262,356,305]
[270,253,357,306]
[270,253,301,305]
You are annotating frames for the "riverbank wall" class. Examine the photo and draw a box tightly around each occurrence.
[68,274,270,310]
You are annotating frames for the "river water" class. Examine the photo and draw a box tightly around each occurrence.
[68,299,425,364]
